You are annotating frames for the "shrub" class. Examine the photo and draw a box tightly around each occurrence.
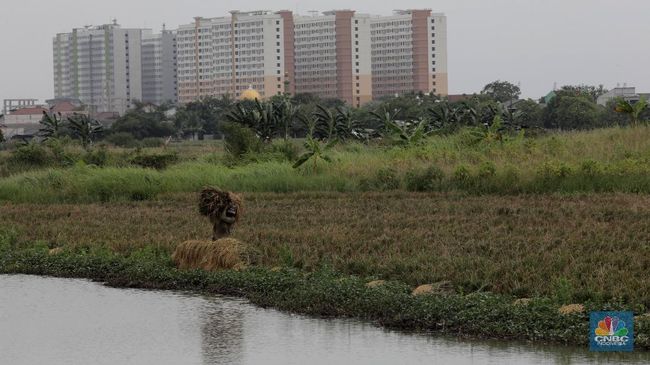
[361,167,401,191]
[580,159,604,177]
[9,142,49,166]
[270,140,300,162]
[106,132,138,148]
[405,166,444,192]
[221,122,262,160]
[130,153,178,170]
[453,165,472,184]
[43,138,76,167]
[538,161,573,180]
[83,147,109,167]
[477,161,497,179]
[141,137,165,148]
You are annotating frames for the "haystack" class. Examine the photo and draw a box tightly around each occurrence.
[558,304,585,315]
[172,238,258,271]
[199,187,242,223]
[412,281,454,296]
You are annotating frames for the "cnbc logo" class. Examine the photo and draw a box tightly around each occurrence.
[590,312,634,352]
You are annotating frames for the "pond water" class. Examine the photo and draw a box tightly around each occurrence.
[0,275,647,365]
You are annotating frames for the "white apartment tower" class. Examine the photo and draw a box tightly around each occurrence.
[141,28,178,105]
[53,22,144,115]
[370,10,448,99]
[176,11,286,103]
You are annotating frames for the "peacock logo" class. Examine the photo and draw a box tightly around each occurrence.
[595,316,628,337]
[590,312,634,351]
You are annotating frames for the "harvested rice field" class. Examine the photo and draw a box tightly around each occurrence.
[2,191,649,306]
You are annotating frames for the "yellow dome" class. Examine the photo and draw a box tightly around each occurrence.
[240,88,261,101]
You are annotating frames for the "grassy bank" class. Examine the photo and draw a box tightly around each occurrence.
[1,126,650,202]
[2,192,649,307]
[1,231,648,348]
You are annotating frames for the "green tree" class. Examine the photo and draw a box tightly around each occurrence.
[511,99,543,128]
[313,105,337,141]
[224,100,276,142]
[177,95,233,135]
[39,112,66,140]
[481,80,521,103]
[615,97,648,126]
[67,114,103,149]
[110,104,175,139]
[542,95,601,130]
[293,137,337,171]
[558,84,608,102]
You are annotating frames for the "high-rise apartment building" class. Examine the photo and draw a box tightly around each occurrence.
[53,22,144,115]
[176,9,446,106]
[176,11,286,103]
[291,11,373,107]
[370,10,447,99]
[142,28,178,105]
[53,10,447,111]
[53,22,178,115]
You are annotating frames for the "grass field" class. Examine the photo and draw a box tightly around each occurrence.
[1,125,650,202]
[2,191,649,306]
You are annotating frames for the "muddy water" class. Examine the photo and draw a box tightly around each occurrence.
[0,275,647,365]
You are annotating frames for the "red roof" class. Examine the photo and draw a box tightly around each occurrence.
[10,107,48,115]
[51,101,79,113]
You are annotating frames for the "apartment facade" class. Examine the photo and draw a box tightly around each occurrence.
[53,23,144,115]
[142,28,178,105]
[292,11,372,107]
[53,22,178,115]
[176,11,286,103]
[370,10,448,99]
[175,9,447,106]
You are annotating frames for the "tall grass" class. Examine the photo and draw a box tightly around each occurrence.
[1,125,650,202]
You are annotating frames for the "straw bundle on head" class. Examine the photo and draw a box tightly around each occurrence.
[198,187,243,240]
[172,238,258,271]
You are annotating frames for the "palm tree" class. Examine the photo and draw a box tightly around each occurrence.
[67,114,103,149]
[39,111,66,140]
[615,97,648,126]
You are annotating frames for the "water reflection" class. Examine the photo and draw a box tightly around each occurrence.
[0,275,648,365]
[200,300,245,364]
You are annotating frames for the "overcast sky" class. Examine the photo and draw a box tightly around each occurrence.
[2,0,649,103]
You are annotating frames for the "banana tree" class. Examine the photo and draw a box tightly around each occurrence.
[67,114,103,149]
[383,119,430,146]
[615,97,648,125]
[293,137,337,171]
[39,111,66,140]
[334,106,360,141]
[314,104,337,141]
